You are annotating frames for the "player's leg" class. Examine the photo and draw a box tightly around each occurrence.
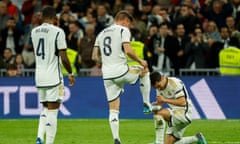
[173,132,207,144]
[165,134,178,144]
[44,83,64,144]
[139,67,151,113]
[36,102,47,144]
[127,65,151,114]
[153,114,166,144]
[36,88,47,144]
[109,98,121,144]
[165,109,192,144]
[45,102,60,144]
[174,135,198,144]
[151,108,171,144]
[104,79,123,144]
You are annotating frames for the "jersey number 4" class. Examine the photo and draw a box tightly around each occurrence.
[36,38,45,59]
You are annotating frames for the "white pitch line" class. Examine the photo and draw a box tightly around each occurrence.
[209,141,240,144]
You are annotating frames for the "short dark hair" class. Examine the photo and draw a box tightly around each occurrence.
[42,6,56,19]
[115,10,134,22]
[150,71,162,86]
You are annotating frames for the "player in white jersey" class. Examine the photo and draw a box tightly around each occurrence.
[92,10,152,144]
[31,6,75,144]
[149,71,207,144]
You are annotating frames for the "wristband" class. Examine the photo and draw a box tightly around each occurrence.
[68,73,74,77]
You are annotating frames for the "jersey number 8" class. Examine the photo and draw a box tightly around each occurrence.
[103,36,112,56]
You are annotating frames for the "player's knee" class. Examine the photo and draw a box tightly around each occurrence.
[154,115,165,129]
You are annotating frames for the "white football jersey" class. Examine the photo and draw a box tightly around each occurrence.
[156,77,192,110]
[94,24,131,79]
[31,23,67,87]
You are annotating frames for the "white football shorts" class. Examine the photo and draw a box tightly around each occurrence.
[37,82,64,103]
[104,65,142,102]
[166,108,192,139]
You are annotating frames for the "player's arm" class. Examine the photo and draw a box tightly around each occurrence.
[92,46,101,63]
[123,42,148,68]
[156,95,187,107]
[59,50,75,86]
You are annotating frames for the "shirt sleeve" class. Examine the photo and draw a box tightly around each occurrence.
[121,27,131,43]
[57,29,67,50]
[94,35,100,47]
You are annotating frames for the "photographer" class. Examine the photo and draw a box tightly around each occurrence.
[185,27,210,69]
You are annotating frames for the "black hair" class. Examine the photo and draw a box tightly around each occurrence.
[42,6,56,19]
[150,71,162,86]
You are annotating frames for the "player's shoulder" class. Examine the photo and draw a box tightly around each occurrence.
[168,77,183,87]
[51,25,65,33]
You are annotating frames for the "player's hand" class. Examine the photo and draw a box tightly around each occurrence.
[156,95,165,104]
[68,75,75,86]
[139,59,148,69]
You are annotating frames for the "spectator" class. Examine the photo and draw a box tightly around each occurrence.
[22,12,41,68]
[113,0,125,15]
[200,0,233,29]
[78,7,93,29]
[156,0,173,8]
[87,10,105,35]
[203,20,221,42]
[208,26,231,68]
[173,4,202,35]
[149,22,180,74]
[123,3,135,16]
[139,1,153,23]
[56,1,78,20]
[219,26,231,48]
[59,11,75,37]
[67,21,84,51]
[14,53,26,76]
[0,1,11,32]
[0,17,23,55]
[231,0,240,20]
[78,24,96,69]
[147,4,163,28]
[21,0,48,25]
[174,23,190,69]
[6,63,18,77]
[97,2,114,27]
[225,15,240,41]
[0,48,15,69]
[185,27,209,69]
[2,0,23,29]
[51,0,63,13]
[144,24,159,72]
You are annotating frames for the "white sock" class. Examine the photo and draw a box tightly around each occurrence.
[175,136,198,144]
[109,110,120,141]
[154,115,166,143]
[37,107,47,141]
[46,109,58,144]
[140,72,151,106]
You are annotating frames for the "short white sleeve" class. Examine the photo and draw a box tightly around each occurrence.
[121,27,131,43]
[57,29,67,50]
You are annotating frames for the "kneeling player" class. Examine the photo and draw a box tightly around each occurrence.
[150,71,208,144]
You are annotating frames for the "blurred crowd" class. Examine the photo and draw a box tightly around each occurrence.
[0,0,239,77]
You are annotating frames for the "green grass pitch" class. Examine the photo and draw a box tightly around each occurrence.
[0,119,240,144]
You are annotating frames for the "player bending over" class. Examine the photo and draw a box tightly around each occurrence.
[92,10,152,144]
[149,71,207,144]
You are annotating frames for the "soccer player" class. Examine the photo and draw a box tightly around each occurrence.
[31,6,75,144]
[150,71,208,144]
[92,10,152,144]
